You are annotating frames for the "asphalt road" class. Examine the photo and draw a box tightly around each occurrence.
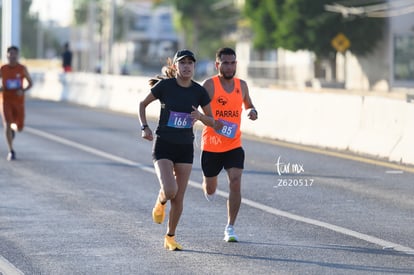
[0,98,413,275]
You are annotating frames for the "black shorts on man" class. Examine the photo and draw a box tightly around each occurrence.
[201,147,245,177]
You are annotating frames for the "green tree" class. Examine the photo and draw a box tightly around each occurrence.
[1,0,36,57]
[0,0,60,58]
[162,0,239,58]
[73,0,125,42]
[20,0,39,57]
[74,0,102,33]
[244,0,385,58]
[242,0,281,50]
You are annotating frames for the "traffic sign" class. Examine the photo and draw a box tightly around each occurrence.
[331,33,351,53]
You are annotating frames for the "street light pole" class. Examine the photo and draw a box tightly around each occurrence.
[103,0,115,74]
[1,0,21,62]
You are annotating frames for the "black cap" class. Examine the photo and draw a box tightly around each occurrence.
[173,49,196,63]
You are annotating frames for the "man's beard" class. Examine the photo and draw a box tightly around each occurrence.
[222,71,235,80]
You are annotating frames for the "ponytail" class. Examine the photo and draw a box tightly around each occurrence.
[148,57,177,87]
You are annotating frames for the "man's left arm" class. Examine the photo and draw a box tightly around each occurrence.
[22,66,33,92]
[0,69,3,92]
[241,80,258,121]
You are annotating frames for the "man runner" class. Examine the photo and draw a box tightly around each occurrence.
[0,46,33,160]
[201,47,258,242]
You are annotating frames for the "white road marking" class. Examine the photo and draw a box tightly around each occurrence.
[385,170,404,174]
[239,197,414,255]
[24,127,414,255]
[0,256,24,275]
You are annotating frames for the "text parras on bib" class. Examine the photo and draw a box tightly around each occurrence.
[215,109,239,118]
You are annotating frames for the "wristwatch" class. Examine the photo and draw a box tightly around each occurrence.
[141,124,149,130]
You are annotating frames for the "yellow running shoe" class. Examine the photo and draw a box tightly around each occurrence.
[164,235,182,251]
[152,199,166,224]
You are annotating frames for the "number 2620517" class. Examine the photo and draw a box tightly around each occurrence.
[276,178,314,187]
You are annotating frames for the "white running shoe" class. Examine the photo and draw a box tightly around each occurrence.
[204,191,215,202]
[224,225,238,242]
[10,123,18,131]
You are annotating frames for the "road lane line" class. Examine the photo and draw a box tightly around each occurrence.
[25,127,414,255]
[25,127,154,174]
[238,197,414,255]
[0,256,24,275]
[385,170,404,174]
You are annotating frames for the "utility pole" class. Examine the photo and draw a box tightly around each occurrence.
[36,12,44,58]
[102,0,115,74]
[1,0,21,62]
[88,1,97,72]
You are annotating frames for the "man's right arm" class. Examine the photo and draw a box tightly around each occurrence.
[201,78,215,99]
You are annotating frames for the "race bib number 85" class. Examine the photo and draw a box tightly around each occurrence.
[215,119,238,138]
[167,111,192,128]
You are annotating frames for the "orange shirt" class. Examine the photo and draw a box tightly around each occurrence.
[202,76,243,152]
[1,63,26,103]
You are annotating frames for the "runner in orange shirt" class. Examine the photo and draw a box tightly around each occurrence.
[0,46,33,160]
[201,47,258,242]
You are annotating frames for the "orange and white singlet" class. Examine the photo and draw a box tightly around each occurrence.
[202,76,243,152]
[1,63,26,104]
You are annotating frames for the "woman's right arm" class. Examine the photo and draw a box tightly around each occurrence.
[138,92,157,141]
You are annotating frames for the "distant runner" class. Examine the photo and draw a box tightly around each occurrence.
[0,46,33,160]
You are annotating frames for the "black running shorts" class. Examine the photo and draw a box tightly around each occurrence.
[201,147,245,177]
[152,137,194,164]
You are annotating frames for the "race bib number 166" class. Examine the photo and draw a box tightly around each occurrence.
[167,111,192,128]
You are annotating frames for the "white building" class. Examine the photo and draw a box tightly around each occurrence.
[342,11,414,91]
